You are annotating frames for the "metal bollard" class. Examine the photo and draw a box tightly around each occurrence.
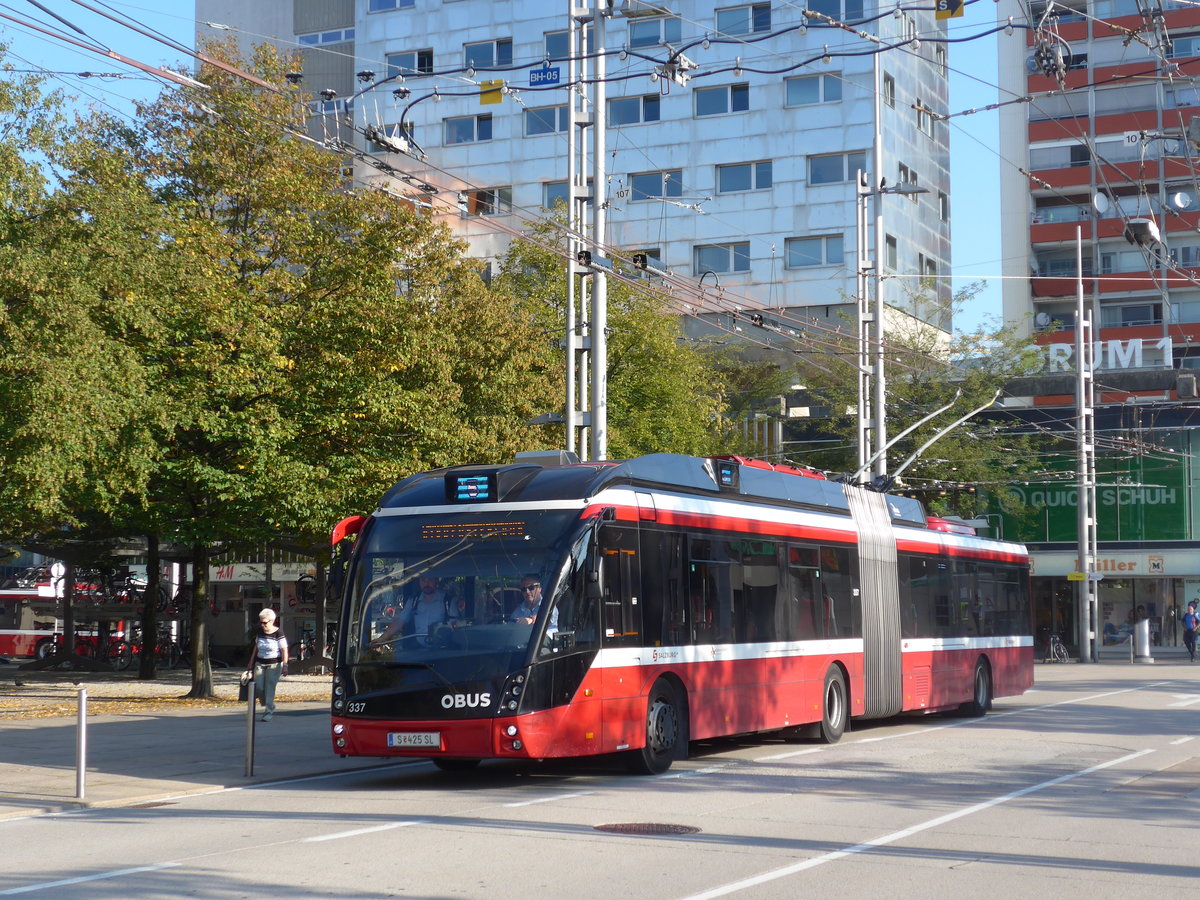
[76,687,87,800]
[1134,618,1153,664]
[245,679,256,776]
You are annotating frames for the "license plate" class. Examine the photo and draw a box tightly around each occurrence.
[387,731,441,748]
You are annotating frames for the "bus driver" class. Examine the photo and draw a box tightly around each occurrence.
[508,575,558,630]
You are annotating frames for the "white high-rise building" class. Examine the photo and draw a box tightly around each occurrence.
[198,1,952,332]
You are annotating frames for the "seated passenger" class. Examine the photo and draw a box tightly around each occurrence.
[373,576,457,645]
[508,575,558,630]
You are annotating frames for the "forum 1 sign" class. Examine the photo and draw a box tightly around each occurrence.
[1038,337,1173,372]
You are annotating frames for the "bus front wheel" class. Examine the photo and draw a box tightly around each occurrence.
[818,666,848,744]
[628,679,684,775]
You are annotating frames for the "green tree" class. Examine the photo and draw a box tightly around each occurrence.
[2,42,557,693]
[492,218,735,458]
[796,284,1048,516]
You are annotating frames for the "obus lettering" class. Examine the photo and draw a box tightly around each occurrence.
[441,692,492,709]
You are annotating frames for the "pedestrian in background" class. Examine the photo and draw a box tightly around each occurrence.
[245,609,288,720]
[1183,601,1199,663]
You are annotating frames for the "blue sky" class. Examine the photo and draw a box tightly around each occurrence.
[0,1,1009,333]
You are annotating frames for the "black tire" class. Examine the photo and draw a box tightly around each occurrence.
[34,638,54,661]
[959,659,992,717]
[628,678,685,775]
[432,758,481,772]
[818,666,848,744]
[1052,641,1069,663]
[110,643,133,672]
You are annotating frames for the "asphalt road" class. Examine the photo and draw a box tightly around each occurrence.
[1,662,1198,899]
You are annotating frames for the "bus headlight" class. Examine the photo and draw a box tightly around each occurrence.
[505,725,518,737]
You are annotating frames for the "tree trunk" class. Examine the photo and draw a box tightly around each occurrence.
[138,533,161,679]
[186,542,215,698]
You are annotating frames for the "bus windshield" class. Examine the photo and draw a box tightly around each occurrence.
[344,509,583,688]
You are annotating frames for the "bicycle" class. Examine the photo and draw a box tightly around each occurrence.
[1047,632,1069,663]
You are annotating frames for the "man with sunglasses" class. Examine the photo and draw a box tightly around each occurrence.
[509,575,557,630]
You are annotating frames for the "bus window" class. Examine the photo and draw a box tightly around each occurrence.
[599,525,641,646]
[640,530,684,646]
[819,546,856,638]
[731,538,778,643]
[783,545,820,640]
[545,530,599,654]
[688,551,733,644]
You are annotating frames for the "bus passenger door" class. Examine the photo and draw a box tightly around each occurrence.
[596,524,644,752]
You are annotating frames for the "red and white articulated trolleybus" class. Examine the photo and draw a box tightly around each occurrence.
[329,453,1032,774]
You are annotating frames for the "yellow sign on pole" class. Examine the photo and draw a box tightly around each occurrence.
[936,0,964,18]
[1066,572,1086,582]
[480,80,503,105]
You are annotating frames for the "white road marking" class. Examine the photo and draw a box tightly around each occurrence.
[1167,694,1200,708]
[676,748,1155,900]
[0,863,180,895]
[304,819,427,842]
[504,791,593,808]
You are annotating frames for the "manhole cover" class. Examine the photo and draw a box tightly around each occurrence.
[594,823,700,836]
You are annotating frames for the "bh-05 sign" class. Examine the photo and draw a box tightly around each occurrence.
[529,66,560,86]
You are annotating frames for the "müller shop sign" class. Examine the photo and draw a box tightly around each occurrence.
[1039,337,1172,372]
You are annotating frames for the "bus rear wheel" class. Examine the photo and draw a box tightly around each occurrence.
[818,666,847,744]
[959,659,992,717]
[628,679,684,775]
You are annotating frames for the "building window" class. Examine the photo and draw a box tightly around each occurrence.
[545,30,569,61]
[935,46,948,76]
[883,73,895,108]
[629,16,681,48]
[386,49,433,77]
[464,39,513,69]
[915,98,933,136]
[918,254,938,279]
[297,27,355,45]
[938,191,949,222]
[807,0,865,21]
[786,235,843,268]
[695,242,751,275]
[809,150,867,185]
[445,114,492,144]
[543,181,593,209]
[885,234,898,270]
[462,187,511,217]
[897,162,919,200]
[716,3,771,35]
[525,105,567,135]
[544,181,568,209]
[609,94,660,125]
[717,161,772,193]
[1169,34,1200,58]
[544,28,592,59]
[368,0,414,10]
[785,73,841,106]
[631,170,683,200]
[696,83,750,117]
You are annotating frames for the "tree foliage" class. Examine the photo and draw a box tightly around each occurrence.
[0,42,558,693]
[492,218,740,458]
[795,283,1050,517]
